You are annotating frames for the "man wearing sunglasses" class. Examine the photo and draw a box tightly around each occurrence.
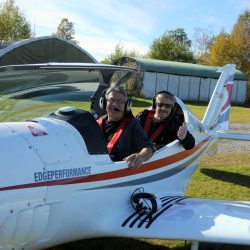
[136,91,195,150]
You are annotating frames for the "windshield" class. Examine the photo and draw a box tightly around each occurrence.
[0,68,99,122]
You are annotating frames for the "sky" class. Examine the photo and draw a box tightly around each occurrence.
[2,0,250,61]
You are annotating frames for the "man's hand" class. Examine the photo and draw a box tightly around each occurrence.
[124,153,144,169]
[177,122,187,140]
[124,147,153,169]
[124,148,153,168]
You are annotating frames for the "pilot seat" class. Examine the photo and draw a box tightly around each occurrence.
[48,107,108,155]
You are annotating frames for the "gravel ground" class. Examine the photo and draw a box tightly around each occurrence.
[218,123,250,153]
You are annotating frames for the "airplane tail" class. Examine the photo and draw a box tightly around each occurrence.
[202,64,236,131]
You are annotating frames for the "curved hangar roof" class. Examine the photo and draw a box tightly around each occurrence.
[119,57,247,81]
[0,36,97,66]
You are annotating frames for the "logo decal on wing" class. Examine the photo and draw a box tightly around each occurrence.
[28,125,48,136]
[122,196,187,229]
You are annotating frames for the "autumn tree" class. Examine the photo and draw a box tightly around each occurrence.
[0,0,32,44]
[206,31,235,66]
[230,9,250,76]
[207,9,250,76]
[231,9,250,103]
[53,18,78,45]
[148,28,195,63]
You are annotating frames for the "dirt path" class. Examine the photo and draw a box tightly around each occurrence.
[218,123,250,153]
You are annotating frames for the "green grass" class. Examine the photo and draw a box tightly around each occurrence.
[0,99,90,122]
[186,152,250,201]
[184,102,250,123]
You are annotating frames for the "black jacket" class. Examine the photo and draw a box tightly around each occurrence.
[99,115,155,161]
[136,110,195,150]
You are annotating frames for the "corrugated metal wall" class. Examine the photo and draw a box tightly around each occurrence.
[143,72,247,104]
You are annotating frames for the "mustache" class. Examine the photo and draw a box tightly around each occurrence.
[114,107,123,112]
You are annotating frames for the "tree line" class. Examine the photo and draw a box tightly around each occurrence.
[1,0,250,79]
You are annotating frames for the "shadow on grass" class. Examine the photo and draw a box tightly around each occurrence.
[184,101,208,107]
[46,238,250,250]
[201,168,250,188]
[47,237,190,250]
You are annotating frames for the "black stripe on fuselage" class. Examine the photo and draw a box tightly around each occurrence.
[122,196,187,228]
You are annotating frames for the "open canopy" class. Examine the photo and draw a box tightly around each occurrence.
[0,63,136,122]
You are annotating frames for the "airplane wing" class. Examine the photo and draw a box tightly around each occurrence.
[105,196,250,245]
[216,131,250,141]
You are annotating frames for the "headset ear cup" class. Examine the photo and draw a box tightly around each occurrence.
[99,96,106,110]
[125,97,132,112]
[132,193,140,207]
[99,90,107,110]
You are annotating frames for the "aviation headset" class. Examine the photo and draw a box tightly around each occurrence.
[131,188,162,214]
[152,90,176,110]
[99,87,132,113]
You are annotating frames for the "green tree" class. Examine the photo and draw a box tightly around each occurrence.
[0,0,32,44]
[193,26,216,63]
[101,42,140,64]
[148,28,194,62]
[53,18,78,45]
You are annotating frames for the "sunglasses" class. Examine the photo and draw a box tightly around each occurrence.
[156,102,174,109]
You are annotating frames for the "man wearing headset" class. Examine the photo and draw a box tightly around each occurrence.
[97,86,154,168]
[136,91,195,150]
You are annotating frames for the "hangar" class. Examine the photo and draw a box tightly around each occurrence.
[0,36,97,66]
[118,57,248,104]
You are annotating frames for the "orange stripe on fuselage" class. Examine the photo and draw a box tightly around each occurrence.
[0,136,211,191]
[53,136,210,185]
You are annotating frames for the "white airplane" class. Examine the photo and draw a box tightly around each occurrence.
[0,63,249,250]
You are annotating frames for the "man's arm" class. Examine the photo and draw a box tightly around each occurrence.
[121,118,155,168]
